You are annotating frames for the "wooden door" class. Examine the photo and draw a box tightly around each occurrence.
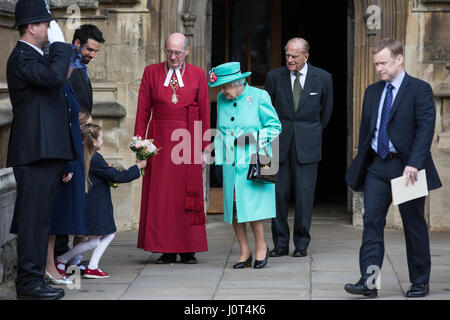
[208,0,283,213]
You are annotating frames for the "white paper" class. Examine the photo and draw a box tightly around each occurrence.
[391,169,428,205]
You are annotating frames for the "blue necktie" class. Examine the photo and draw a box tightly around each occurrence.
[377,83,395,159]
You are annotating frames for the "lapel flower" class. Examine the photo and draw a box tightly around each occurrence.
[209,70,217,84]
[247,96,253,105]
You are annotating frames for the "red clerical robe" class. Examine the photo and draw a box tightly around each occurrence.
[134,62,210,253]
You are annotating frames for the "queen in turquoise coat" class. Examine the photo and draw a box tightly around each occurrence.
[209,62,281,269]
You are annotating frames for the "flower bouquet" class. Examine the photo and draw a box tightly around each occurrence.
[129,136,160,176]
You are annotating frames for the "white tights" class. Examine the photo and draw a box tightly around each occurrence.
[58,233,115,270]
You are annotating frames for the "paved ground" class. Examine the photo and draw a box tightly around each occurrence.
[1,204,450,301]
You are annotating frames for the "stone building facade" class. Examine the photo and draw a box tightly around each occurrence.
[0,0,449,283]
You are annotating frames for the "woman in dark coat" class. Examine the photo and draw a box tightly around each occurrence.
[45,49,86,284]
[45,80,86,285]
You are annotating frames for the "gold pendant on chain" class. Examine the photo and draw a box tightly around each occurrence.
[171,92,178,104]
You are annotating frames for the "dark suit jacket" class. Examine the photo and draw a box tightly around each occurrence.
[68,67,93,113]
[345,72,442,192]
[265,63,333,164]
[6,41,75,167]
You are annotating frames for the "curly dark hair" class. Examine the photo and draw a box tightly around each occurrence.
[72,24,105,46]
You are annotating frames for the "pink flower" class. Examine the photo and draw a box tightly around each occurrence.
[209,71,217,84]
[147,143,157,154]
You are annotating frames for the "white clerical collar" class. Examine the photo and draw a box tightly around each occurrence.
[19,40,44,56]
[164,64,185,88]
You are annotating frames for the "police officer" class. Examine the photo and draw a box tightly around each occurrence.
[7,0,75,300]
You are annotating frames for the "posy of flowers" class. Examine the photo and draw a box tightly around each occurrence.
[129,136,160,175]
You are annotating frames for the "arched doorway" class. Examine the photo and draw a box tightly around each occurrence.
[208,0,350,213]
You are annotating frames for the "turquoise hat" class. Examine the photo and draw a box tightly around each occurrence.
[208,62,251,87]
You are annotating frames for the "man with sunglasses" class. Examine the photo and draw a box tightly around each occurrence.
[134,32,210,264]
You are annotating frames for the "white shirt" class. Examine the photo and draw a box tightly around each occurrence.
[19,40,44,56]
[371,69,406,153]
[290,63,308,91]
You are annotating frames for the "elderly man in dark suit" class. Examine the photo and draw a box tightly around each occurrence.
[344,38,441,298]
[265,38,333,258]
[7,0,74,300]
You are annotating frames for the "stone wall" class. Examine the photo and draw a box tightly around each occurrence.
[0,168,16,284]
[404,0,450,231]
[350,0,450,231]
[0,0,211,235]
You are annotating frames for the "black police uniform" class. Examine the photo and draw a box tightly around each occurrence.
[7,0,75,300]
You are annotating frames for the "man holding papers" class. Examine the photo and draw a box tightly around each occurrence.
[344,39,441,298]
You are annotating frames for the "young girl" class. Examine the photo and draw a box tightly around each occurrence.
[55,124,146,278]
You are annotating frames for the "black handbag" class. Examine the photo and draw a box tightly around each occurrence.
[247,132,276,184]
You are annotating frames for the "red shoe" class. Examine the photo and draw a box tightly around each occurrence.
[55,258,68,277]
[84,268,109,279]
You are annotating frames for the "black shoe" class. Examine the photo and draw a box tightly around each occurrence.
[254,247,269,269]
[293,248,307,257]
[155,253,177,264]
[233,255,253,269]
[181,257,197,264]
[406,283,429,298]
[179,253,197,264]
[344,278,378,297]
[269,248,289,257]
[17,283,65,300]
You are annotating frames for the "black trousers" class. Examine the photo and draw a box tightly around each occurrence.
[11,159,64,292]
[271,141,318,251]
[359,155,431,284]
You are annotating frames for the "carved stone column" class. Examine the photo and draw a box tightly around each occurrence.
[351,0,408,227]
[181,4,197,65]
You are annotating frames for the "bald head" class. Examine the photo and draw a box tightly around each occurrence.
[164,32,190,69]
[165,32,189,50]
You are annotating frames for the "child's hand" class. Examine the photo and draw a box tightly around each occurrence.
[136,159,147,169]
[62,173,73,183]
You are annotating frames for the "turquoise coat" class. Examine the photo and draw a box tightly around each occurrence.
[215,85,282,224]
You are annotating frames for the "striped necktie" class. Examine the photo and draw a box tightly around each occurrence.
[377,83,395,159]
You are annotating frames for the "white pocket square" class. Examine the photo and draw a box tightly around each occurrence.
[310,92,318,96]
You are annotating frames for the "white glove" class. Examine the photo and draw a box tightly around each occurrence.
[47,20,66,44]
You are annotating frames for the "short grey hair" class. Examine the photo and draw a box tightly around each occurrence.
[229,78,247,87]
[285,37,310,54]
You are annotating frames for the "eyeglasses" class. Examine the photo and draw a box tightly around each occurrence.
[165,49,186,57]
